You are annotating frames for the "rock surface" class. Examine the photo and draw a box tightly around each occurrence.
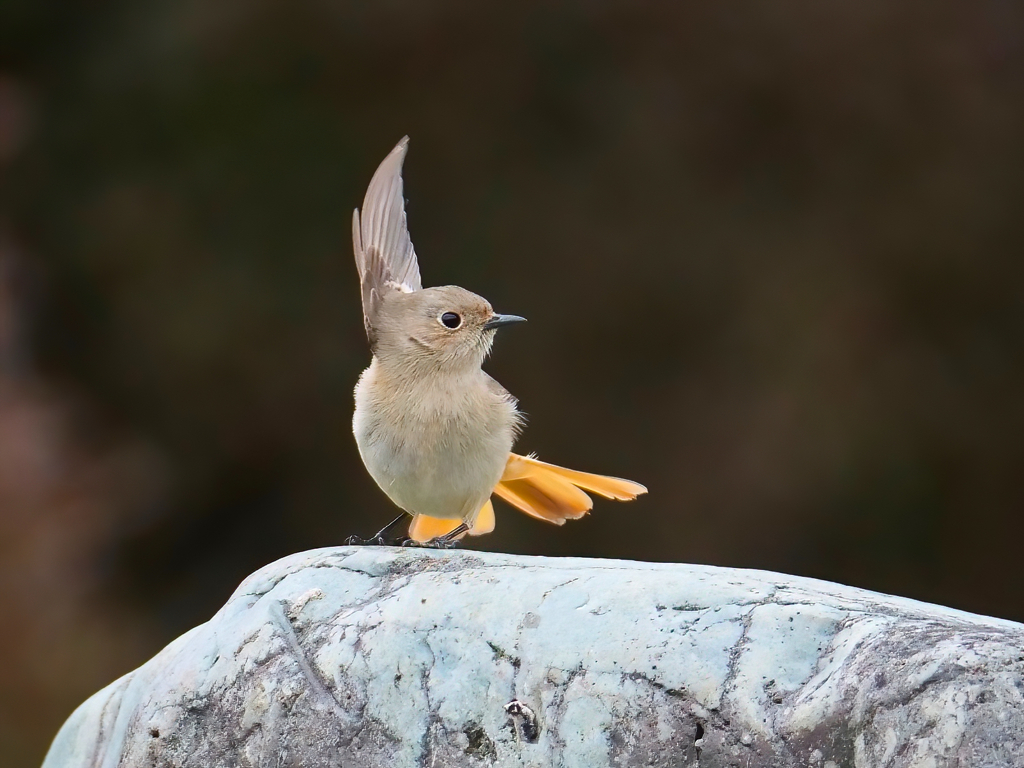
[43,547,1024,767]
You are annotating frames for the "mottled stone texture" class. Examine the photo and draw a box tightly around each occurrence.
[44,548,1024,767]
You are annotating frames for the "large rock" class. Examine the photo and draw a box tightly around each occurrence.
[43,547,1024,767]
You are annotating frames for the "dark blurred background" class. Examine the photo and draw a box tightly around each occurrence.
[2,1,1024,764]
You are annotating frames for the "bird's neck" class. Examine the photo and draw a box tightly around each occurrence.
[369,353,483,394]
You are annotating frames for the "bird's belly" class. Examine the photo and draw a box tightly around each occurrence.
[353,398,513,521]
[371,448,501,520]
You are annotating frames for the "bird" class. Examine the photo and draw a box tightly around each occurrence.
[350,137,646,545]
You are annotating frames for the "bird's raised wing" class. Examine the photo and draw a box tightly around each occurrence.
[352,136,423,347]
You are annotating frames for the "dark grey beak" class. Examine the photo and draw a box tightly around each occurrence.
[483,314,527,331]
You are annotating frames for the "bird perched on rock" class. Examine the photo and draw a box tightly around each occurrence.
[350,137,646,545]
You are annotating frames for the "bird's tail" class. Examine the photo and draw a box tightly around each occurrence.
[407,500,495,543]
[492,452,647,525]
[406,454,646,542]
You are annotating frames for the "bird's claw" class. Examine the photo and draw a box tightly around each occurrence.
[344,534,405,547]
[428,535,461,549]
[400,536,460,549]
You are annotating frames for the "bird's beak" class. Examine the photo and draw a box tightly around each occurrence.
[483,314,527,331]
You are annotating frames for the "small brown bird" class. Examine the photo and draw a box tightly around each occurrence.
[351,137,646,545]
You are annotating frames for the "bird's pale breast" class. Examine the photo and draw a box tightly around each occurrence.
[353,359,517,521]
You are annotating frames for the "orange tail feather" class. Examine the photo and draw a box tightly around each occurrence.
[408,514,463,543]
[493,453,646,525]
[468,499,495,537]
[407,500,496,543]
[407,455,645,540]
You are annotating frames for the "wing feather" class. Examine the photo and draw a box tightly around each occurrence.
[353,136,423,347]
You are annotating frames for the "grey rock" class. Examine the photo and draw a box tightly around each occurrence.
[43,547,1024,767]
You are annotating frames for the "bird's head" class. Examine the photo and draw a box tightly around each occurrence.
[374,285,526,373]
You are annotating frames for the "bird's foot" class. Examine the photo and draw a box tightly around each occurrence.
[404,522,469,549]
[344,513,409,546]
[344,534,383,546]
[344,533,409,547]
[402,536,461,550]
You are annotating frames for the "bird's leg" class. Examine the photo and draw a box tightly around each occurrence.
[372,513,410,543]
[426,522,469,549]
[344,513,409,546]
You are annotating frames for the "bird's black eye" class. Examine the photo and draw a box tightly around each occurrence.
[440,312,462,329]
